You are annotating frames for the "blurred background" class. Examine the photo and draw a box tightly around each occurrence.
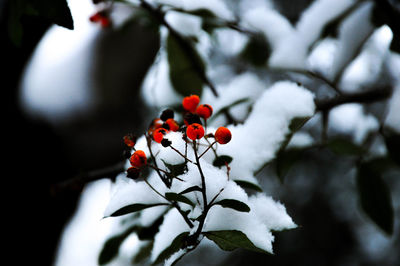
[2,0,399,265]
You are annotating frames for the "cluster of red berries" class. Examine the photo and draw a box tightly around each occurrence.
[122,94,232,179]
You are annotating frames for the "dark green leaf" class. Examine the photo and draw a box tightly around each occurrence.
[383,128,400,166]
[162,160,188,177]
[167,33,205,96]
[240,33,271,66]
[213,155,233,167]
[31,0,74,29]
[356,161,394,235]
[165,192,195,207]
[289,116,311,132]
[137,215,165,240]
[234,180,262,192]
[132,241,153,264]
[7,0,73,46]
[327,138,364,156]
[153,232,190,265]
[204,230,269,253]
[98,225,138,265]
[276,148,304,182]
[214,199,250,212]
[179,185,202,195]
[108,203,168,217]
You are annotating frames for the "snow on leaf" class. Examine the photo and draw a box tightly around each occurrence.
[218,81,315,184]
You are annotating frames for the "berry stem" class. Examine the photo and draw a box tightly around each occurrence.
[198,140,217,159]
[169,145,195,164]
[143,178,194,228]
[193,140,208,208]
[146,134,170,188]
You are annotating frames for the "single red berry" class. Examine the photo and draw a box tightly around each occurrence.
[215,127,232,144]
[166,118,180,132]
[196,104,213,119]
[148,118,163,134]
[182,95,200,113]
[153,128,167,143]
[100,17,111,28]
[123,134,136,148]
[186,123,205,140]
[89,12,102,23]
[129,150,147,168]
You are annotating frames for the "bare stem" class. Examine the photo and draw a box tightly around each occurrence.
[199,140,217,159]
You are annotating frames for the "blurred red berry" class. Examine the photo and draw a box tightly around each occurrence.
[186,123,205,140]
[196,104,213,119]
[123,134,136,148]
[166,118,180,132]
[148,118,163,134]
[215,127,231,144]
[129,150,147,168]
[182,95,200,113]
[153,128,167,143]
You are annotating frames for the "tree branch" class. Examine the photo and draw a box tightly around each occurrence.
[315,86,393,112]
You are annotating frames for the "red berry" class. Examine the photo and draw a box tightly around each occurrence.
[182,95,200,113]
[196,104,213,119]
[89,12,102,23]
[123,134,136,148]
[153,128,167,143]
[215,127,231,144]
[129,150,147,168]
[186,123,205,140]
[166,118,180,132]
[148,118,163,134]
[100,17,111,28]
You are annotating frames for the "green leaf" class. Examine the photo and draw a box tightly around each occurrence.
[153,232,190,265]
[214,199,251,212]
[179,185,202,195]
[165,192,195,207]
[289,116,311,132]
[327,138,364,156]
[240,33,271,66]
[167,33,205,96]
[31,0,74,29]
[356,161,394,235]
[108,203,168,217]
[7,0,73,46]
[204,230,269,253]
[276,148,304,182]
[213,155,233,167]
[162,160,188,177]
[383,128,400,166]
[98,225,138,265]
[234,180,263,192]
[132,241,153,264]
